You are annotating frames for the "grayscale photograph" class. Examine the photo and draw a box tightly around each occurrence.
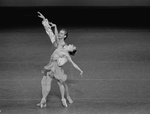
[0,0,150,114]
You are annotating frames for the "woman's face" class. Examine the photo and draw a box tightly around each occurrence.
[64,44,76,52]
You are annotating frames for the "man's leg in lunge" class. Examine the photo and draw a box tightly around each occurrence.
[38,74,52,108]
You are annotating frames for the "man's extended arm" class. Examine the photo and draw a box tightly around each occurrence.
[38,12,56,44]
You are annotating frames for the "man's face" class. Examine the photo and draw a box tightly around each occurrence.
[58,30,66,39]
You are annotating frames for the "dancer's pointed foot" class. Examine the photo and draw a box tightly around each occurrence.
[61,98,68,107]
[37,98,47,108]
[67,96,73,104]
[37,102,47,108]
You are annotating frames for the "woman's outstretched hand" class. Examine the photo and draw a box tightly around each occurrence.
[80,71,83,77]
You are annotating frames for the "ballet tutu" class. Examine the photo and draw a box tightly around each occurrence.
[43,60,67,82]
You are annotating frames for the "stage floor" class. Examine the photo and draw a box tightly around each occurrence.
[1,27,150,114]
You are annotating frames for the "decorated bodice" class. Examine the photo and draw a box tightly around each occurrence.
[51,47,68,66]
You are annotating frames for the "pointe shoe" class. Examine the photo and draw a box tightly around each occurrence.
[61,98,68,107]
[67,97,73,104]
[37,98,47,108]
[37,102,47,108]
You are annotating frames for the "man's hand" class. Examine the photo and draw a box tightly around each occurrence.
[37,12,45,20]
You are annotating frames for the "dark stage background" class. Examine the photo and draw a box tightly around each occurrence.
[0,0,150,6]
[0,6,150,30]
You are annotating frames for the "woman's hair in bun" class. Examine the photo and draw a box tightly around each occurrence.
[68,49,77,56]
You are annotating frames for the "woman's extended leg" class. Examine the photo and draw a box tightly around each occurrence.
[64,82,73,104]
[57,81,68,107]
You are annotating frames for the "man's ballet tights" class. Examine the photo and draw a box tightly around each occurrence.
[41,75,52,103]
